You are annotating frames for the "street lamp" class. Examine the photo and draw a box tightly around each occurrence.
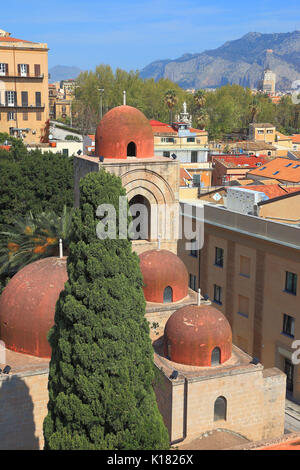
[98,88,104,120]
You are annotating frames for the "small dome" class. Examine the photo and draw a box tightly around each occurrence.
[139,250,188,303]
[164,305,232,367]
[0,257,68,358]
[95,105,154,159]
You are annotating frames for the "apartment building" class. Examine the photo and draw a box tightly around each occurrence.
[178,200,300,401]
[0,29,49,143]
[248,123,276,144]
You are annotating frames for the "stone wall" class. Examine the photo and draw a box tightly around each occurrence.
[0,371,49,450]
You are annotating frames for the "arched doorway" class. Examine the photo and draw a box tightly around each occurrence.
[163,286,173,303]
[127,141,136,157]
[211,347,221,366]
[129,194,150,240]
[214,396,227,421]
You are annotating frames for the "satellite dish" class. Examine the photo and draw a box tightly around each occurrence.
[49,134,53,140]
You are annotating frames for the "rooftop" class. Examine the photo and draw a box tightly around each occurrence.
[238,183,300,200]
[248,157,300,182]
[213,155,270,169]
[249,123,276,128]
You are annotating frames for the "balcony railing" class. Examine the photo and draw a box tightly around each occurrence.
[0,73,44,79]
[0,103,45,109]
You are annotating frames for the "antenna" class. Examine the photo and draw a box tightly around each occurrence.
[158,235,161,250]
[123,90,126,106]
[59,238,63,259]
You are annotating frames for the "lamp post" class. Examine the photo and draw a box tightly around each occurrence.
[98,88,104,120]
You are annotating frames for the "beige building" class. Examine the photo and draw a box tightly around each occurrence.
[178,200,300,401]
[248,123,276,144]
[0,29,49,143]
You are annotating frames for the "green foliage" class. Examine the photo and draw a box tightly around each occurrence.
[43,170,170,450]
[0,145,74,227]
[65,135,81,142]
[0,205,73,277]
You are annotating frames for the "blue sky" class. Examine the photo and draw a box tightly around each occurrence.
[2,0,300,72]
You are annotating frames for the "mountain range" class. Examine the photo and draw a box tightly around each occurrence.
[140,31,300,91]
[49,65,82,83]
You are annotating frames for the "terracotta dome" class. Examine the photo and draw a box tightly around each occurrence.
[95,105,154,159]
[139,249,188,303]
[164,305,232,367]
[0,257,68,358]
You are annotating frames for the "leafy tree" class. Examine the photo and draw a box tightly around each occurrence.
[43,170,170,450]
[164,89,178,124]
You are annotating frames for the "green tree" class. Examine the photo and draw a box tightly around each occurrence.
[43,170,170,450]
[163,89,178,124]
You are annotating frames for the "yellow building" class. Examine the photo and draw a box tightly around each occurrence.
[0,29,49,143]
[248,123,276,144]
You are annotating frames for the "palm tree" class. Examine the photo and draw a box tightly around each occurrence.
[164,90,178,124]
[249,97,260,124]
[0,205,73,276]
[196,109,209,130]
[194,89,206,109]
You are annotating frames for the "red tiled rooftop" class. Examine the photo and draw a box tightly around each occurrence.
[292,134,300,144]
[214,155,270,169]
[0,37,33,43]
[238,183,300,200]
[180,168,192,186]
[248,157,300,183]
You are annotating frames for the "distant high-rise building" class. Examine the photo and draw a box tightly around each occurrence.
[261,68,276,95]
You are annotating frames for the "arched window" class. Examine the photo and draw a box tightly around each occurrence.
[211,347,221,366]
[129,195,150,240]
[214,396,227,421]
[163,286,173,303]
[127,141,136,157]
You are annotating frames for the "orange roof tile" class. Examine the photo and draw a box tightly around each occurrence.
[292,134,300,143]
[214,155,270,169]
[180,168,192,186]
[0,37,32,43]
[258,438,300,450]
[248,157,300,183]
[238,184,300,200]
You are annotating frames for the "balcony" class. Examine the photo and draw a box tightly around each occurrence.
[0,73,44,80]
[0,103,45,110]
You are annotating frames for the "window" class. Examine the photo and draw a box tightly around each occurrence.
[189,274,197,291]
[267,129,273,134]
[240,256,250,278]
[257,130,264,134]
[18,64,29,77]
[238,295,249,318]
[23,112,28,121]
[7,112,16,121]
[190,239,197,258]
[163,151,170,157]
[213,284,222,304]
[5,91,17,107]
[214,396,227,421]
[35,92,41,107]
[282,314,295,338]
[161,137,174,143]
[0,63,8,76]
[34,64,41,77]
[21,91,28,107]
[36,112,42,121]
[215,247,224,267]
[211,347,221,366]
[187,137,195,143]
[273,171,279,175]
[284,359,294,393]
[163,286,173,303]
[62,148,69,157]
[191,151,198,163]
[285,271,297,295]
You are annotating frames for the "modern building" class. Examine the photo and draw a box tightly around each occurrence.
[0,29,49,143]
[259,68,276,95]
[178,199,300,401]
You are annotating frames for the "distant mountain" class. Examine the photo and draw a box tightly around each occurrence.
[49,65,82,83]
[140,31,300,91]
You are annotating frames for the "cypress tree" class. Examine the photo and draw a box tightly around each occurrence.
[43,169,169,450]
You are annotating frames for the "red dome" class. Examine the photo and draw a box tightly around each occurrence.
[95,105,154,159]
[164,305,232,367]
[139,250,188,303]
[0,257,68,358]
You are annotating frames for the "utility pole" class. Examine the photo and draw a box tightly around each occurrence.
[98,88,104,120]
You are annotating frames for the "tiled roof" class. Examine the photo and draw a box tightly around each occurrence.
[276,131,292,140]
[214,155,270,169]
[149,120,177,135]
[232,141,277,151]
[238,184,300,200]
[0,37,33,43]
[248,157,300,182]
[249,123,276,128]
[292,134,300,143]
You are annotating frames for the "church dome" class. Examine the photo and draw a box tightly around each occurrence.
[0,257,68,358]
[139,250,188,303]
[95,105,154,159]
[164,305,232,367]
